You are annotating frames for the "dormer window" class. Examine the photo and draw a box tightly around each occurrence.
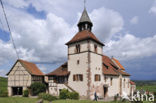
[94,44,97,53]
[76,44,80,53]
[103,63,108,69]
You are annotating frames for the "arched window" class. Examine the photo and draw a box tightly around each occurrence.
[76,44,80,53]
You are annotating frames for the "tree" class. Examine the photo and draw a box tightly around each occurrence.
[30,82,46,96]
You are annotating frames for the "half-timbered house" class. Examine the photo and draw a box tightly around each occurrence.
[7,59,44,96]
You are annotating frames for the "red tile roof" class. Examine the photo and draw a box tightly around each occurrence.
[7,59,44,76]
[66,30,104,46]
[102,55,130,76]
[46,62,70,76]
[130,81,135,85]
[112,58,125,70]
[102,55,119,76]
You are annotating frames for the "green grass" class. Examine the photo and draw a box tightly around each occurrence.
[136,85,156,92]
[0,77,7,92]
[0,97,110,103]
[0,97,153,103]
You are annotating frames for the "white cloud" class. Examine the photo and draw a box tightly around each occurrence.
[1,1,155,68]
[0,40,16,65]
[91,7,124,42]
[4,0,29,8]
[104,34,156,61]
[149,0,156,15]
[130,16,138,24]
[0,3,125,65]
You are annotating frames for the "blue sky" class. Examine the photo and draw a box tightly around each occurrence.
[0,0,156,80]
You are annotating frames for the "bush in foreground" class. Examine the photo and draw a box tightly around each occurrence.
[59,89,79,100]
[38,93,57,101]
[59,89,69,99]
[30,82,46,96]
[23,89,29,97]
[69,92,79,100]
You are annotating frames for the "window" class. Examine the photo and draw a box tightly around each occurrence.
[94,44,97,53]
[124,78,126,88]
[95,74,101,81]
[73,74,83,81]
[110,77,113,86]
[77,60,80,64]
[76,44,80,53]
[104,76,107,82]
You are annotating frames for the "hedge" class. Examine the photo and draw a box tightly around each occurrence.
[59,89,79,100]
[38,93,57,101]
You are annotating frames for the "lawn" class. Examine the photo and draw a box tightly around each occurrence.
[0,97,110,103]
[136,85,156,92]
[134,80,156,92]
[0,97,154,103]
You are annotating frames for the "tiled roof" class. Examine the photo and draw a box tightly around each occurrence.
[65,30,104,46]
[102,55,119,76]
[102,55,130,76]
[46,62,70,76]
[130,81,135,85]
[7,59,44,76]
[112,58,125,70]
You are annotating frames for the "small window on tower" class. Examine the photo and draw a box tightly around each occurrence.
[110,77,113,86]
[76,44,80,53]
[94,44,97,53]
[77,60,80,64]
[73,74,83,81]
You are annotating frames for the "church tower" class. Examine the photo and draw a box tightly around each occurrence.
[66,8,104,99]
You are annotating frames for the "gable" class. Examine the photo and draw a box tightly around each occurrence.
[7,59,44,76]
[8,61,30,76]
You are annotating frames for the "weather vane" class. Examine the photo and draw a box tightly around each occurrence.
[84,0,86,8]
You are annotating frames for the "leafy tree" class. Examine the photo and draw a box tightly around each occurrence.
[30,82,46,96]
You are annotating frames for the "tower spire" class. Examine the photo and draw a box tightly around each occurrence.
[77,1,93,32]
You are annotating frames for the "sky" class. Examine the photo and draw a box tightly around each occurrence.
[0,0,156,80]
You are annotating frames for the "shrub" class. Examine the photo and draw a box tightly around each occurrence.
[30,82,46,96]
[38,93,57,101]
[23,89,29,97]
[59,89,79,100]
[0,90,8,97]
[59,89,70,99]
[69,92,79,100]
[114,94,119,101]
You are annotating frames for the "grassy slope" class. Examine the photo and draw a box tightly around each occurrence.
[134,80,156,92]
[0,77,7,92]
